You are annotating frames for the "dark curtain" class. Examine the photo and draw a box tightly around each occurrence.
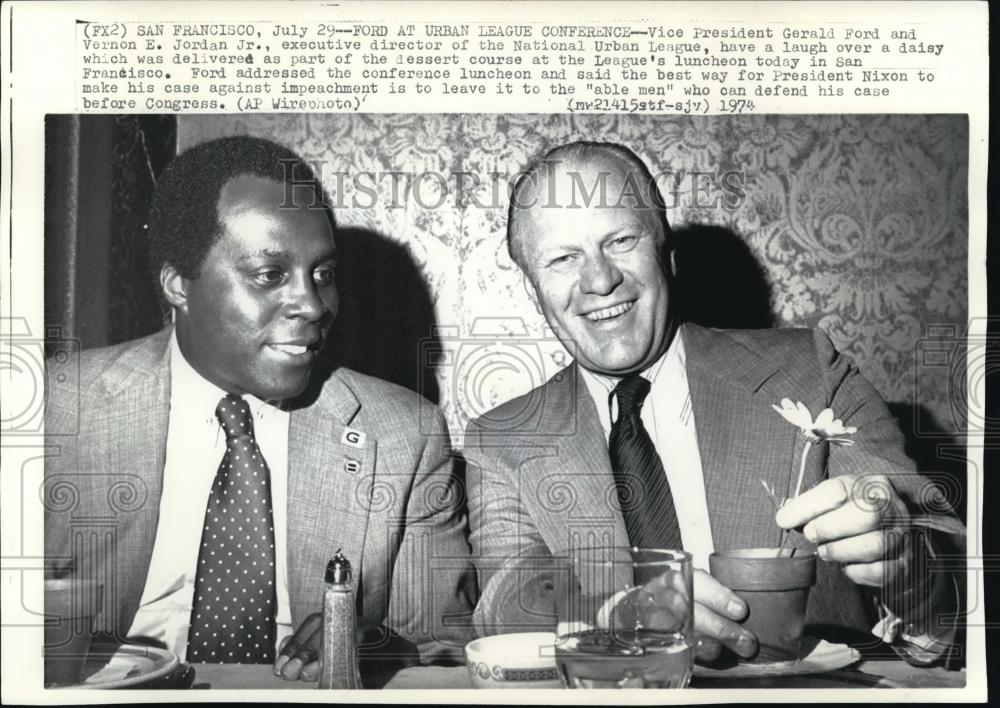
[45,115,177,356]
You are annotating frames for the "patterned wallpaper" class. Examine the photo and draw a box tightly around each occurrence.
[178,115,969,450]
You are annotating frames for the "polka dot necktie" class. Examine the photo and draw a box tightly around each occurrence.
[608,375,683,550]
[187,395,277,663]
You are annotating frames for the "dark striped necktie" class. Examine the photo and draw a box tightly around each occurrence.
[608,374,683,550]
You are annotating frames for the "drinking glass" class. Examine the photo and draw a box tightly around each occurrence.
[554,547,693,689]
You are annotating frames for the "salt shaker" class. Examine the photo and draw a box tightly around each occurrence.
[317,551,362,689]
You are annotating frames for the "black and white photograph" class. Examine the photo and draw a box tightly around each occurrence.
[0,1,989,703]
[34,111,972,691]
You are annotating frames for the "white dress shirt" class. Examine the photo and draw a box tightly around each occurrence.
[578,330,715,572]
[127,332,293,660]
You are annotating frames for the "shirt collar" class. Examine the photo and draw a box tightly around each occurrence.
[578,328,687,426]
[579,328,683,395]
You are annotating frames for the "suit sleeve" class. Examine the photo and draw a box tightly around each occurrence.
[43,359,79,578]
[382,403,477,664]
[814,328,965,665]
[464,420,559,637]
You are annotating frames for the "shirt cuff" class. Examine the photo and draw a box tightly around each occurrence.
[557,589,630,637]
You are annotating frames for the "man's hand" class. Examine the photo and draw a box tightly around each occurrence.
[608,568,757,663]
[273,614,384,682]
[274,614,322,681]
[775,473,910,588]
[692,570,757,662]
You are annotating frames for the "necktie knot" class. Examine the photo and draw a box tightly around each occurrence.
[613,374,651,417]
[215,395,255,440]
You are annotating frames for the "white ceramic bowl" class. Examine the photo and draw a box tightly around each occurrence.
[464,632,561,689]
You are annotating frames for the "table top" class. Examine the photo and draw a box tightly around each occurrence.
[187,659,965,691]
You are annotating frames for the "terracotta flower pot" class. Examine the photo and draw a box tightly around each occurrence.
[708,548,817,663]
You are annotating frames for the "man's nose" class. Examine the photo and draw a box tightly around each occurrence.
[579,254,623,296]
[286,275,331,321]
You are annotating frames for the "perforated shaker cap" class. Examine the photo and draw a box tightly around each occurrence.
[325,550,352,584]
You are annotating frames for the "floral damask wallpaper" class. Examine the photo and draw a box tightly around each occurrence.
[178,114,968,450]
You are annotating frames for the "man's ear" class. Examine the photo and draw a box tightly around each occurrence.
[160,264,189,311]
[669,248,678,277]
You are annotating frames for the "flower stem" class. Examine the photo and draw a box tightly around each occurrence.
[776,530,790,557]
[776,439,814,557]
[793,439,813,500]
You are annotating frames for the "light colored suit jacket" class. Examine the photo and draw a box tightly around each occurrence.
[465,323,961,639]
[44,327,476,662]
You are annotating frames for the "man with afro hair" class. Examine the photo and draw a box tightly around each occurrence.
[44,135,475,683]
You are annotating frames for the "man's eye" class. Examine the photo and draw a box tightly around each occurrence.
[548,253,577,268]
[313,266,336,285]
[253,269,284,285]
[608,235,638,251]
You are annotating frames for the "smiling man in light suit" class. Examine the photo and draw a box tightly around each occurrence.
[465,141,962,666]
[44,136,475,682]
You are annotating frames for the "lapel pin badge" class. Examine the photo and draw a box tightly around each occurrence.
[341,427,366,448]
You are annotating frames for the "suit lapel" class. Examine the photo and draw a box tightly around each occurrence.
[287,371,374,625]
[682,324,801,551]
[522,367,630,553]
[92,328,171,635]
